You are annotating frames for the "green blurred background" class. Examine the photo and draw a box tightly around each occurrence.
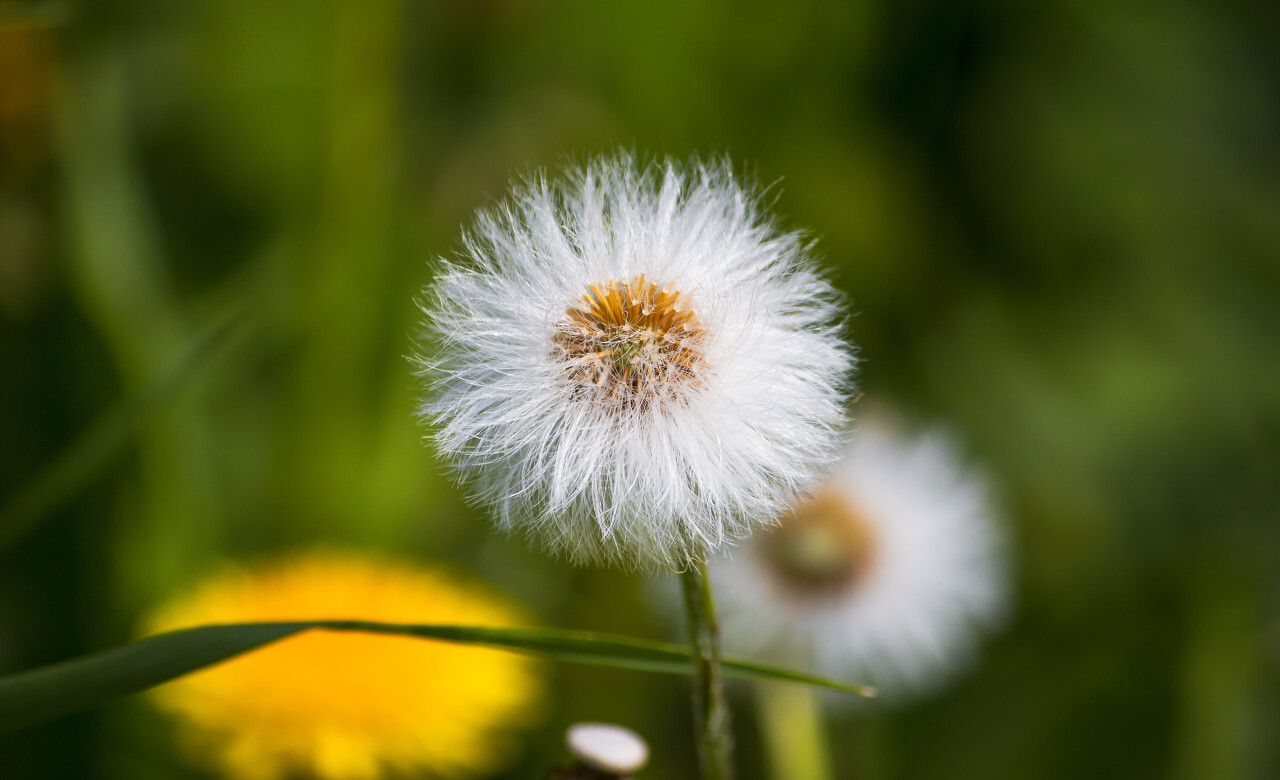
[2,0,1278,777]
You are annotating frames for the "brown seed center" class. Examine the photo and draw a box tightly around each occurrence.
[551,275,706,411]
[759,488,879,598]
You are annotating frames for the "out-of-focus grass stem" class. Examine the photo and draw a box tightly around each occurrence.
[57,41,222,596]
[1172,563,1262,779]
[0,311,244,552]
[757,682,833,780]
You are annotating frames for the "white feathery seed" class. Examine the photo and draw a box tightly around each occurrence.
[416,153,854,568]
[713,414,1010,699]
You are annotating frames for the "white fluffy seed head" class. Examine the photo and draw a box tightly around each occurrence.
[415,153,855,569]
[713,413,1011,700]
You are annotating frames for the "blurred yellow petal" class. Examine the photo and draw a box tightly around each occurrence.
[142,550,544,780]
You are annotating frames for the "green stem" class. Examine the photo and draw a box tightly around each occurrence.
[679,559,734,780]
[756,682,832,780]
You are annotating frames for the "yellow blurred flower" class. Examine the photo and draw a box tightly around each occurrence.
[143,550,544,780]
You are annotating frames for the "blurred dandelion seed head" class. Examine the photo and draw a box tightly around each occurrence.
[418,152,854,569]
[142,551,543,780]
[716,416,1010,700]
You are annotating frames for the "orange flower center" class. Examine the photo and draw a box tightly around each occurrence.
[760,489,879,598]
[552,275,706,411]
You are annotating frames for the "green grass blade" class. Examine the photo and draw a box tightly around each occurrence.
[0,620,874,733]
[0,624,302,733]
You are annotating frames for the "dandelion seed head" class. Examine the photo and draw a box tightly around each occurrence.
[418,152,854,568]
[715,415,1011,700]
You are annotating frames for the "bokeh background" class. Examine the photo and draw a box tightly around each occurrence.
[2,0,1279,778]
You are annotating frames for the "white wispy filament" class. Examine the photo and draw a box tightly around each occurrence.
[417,154,853,568]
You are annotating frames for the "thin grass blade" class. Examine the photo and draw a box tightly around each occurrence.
[0,620,874,733]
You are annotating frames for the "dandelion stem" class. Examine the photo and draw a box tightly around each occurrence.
[679,559,734,780]
[756,682,832,780]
